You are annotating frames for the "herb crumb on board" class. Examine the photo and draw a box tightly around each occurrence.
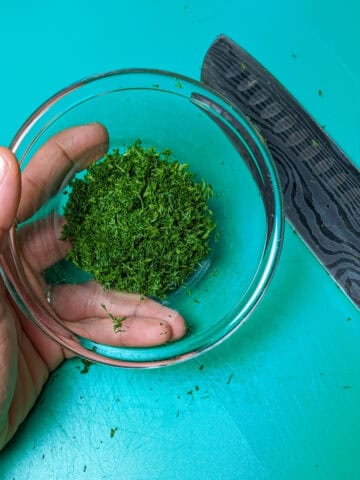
[226,373,234,385]
[80,359,93,374]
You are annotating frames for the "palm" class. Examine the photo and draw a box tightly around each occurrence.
[0,124,185,450]
[0,285,55,448]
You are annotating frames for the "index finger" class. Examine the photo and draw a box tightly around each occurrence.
[18,123,109,222]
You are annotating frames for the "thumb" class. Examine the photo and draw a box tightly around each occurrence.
[0,147,21,252]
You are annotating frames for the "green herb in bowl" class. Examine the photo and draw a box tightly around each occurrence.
[61,141,215,299]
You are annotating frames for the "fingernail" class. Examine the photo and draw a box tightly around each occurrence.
[0,153,9,186]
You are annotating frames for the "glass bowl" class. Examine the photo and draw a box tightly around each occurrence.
[0,69,283,367]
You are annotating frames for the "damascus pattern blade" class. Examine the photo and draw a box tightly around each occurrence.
[202,35,360,308]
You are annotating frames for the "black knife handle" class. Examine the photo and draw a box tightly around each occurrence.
[202,35,360,308]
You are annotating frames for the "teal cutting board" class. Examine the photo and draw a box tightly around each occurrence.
[0,1,359,479]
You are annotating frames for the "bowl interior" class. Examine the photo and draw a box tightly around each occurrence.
[3,71,282,366]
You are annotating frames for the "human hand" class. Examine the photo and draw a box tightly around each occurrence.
[0,124,185,450]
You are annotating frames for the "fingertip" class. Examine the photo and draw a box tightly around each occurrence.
[0,147,20,185]
[165,310,187,341]
[0,148,21,250]
[88,122,109,149]
[132,318,173,346]
[73,122,109,165]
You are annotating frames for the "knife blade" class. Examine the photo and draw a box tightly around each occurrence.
[201,35,360,308]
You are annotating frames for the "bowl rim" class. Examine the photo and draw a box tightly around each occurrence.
[5,68,284,368]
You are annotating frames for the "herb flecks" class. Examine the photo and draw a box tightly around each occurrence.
[101,304,126,333]
[80,359,93,374]
[62,142,215,298]
[311,139,320,148]
[110,427,118,438]
[226,373,234,384]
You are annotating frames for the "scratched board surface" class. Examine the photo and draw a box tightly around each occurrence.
[0,1,360,479]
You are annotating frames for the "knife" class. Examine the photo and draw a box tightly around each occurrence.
[201,35,360,309]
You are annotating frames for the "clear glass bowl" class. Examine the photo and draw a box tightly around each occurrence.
[0,69,283,367]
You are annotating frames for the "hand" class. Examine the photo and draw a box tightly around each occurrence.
[0,124,185,450]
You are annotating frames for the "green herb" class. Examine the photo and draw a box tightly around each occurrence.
[194,298,200,304]
[175,79,183,89]
[110,427,118,438]
[311,139,320,147]
[61,142,215,298]
[199,364,204,371]
[290,53,297,59]
[226,373,234,384]
[241,62,247,70]
[113,317,126,333]
[343,385,351,390]
[152,83,160,88]
[80,359,93,374]
[318,89,324,97]
[101,304,126,333]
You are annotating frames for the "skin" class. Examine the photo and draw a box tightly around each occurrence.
[0,123,185,450]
